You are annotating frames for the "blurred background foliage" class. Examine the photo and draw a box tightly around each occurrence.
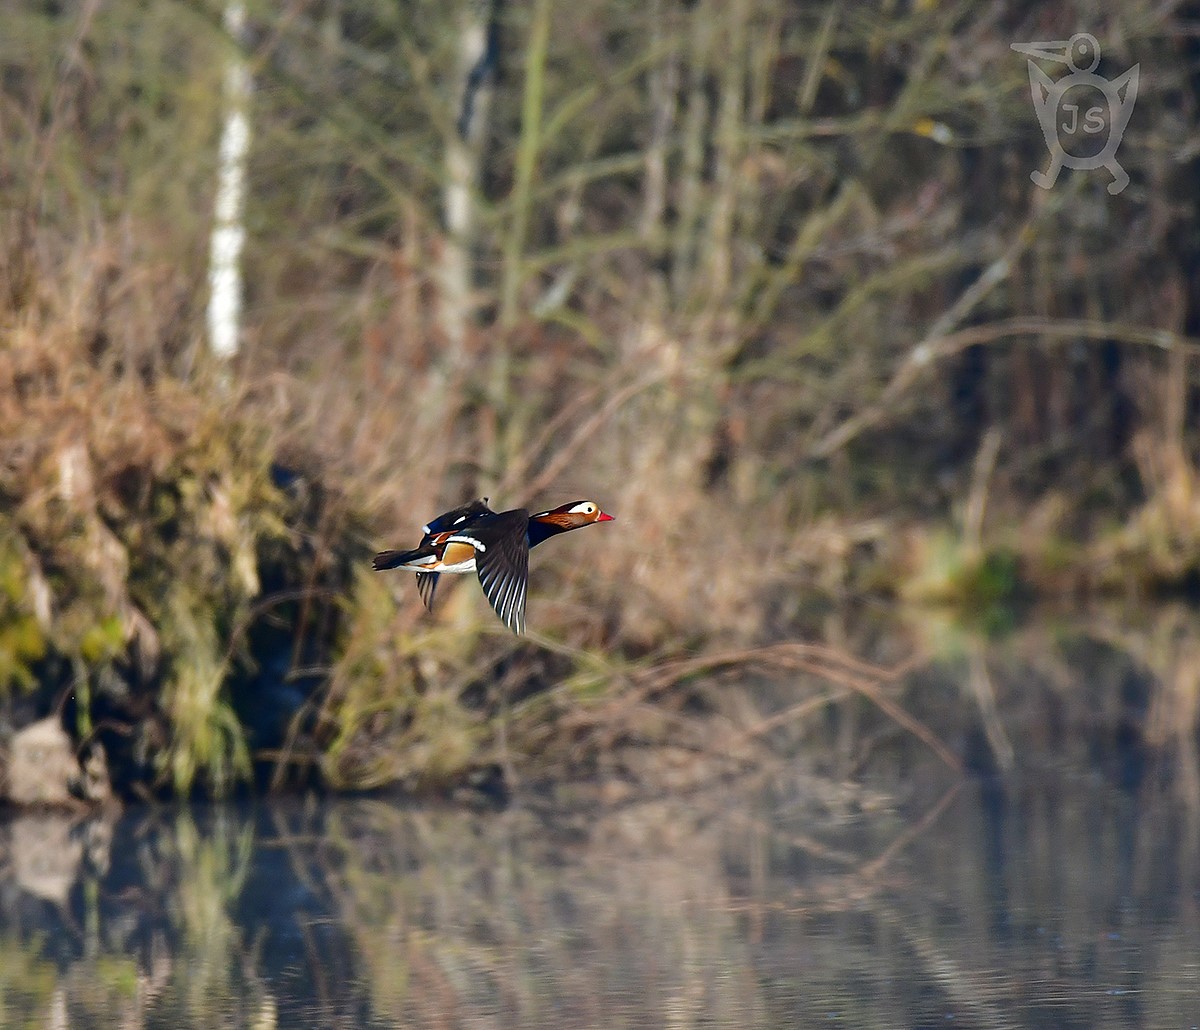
[1,0,1198,796]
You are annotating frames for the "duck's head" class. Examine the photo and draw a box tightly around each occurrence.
[531,499,616,531]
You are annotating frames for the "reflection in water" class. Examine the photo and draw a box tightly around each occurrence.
[2,616,1200,1027]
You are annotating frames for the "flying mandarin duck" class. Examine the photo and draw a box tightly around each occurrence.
[373,498,615,634]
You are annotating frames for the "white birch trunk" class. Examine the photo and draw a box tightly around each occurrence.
[207,1,252,361]
[439,1,496,368]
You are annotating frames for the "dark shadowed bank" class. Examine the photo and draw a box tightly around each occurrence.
[2,1,1199,800]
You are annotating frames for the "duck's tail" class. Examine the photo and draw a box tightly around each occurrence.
[372,545,434,570]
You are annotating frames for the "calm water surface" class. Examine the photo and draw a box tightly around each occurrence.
[2,621,1200,1028]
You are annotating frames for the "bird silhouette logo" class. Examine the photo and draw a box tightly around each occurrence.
[1011,33,1138,195]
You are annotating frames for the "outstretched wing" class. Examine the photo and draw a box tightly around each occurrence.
[376,497,494,615]
[415,571,439,611]
[448,509,529,634]
[476,533,528,634]
[422,497,493,536]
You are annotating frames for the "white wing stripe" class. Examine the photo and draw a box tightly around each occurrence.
[512,577,526,631]
[496,573,520,631]
[493,574,513,621]
[511,583,525,634]
[502,576,519,627]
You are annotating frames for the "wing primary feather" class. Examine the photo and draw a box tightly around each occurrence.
[508,585,523,634]
[415,571,439,612]
[514,577,527,635]
[496,575,516,630]
[478,556,527,633]
[512,572,527,632]
[450,508,529,634]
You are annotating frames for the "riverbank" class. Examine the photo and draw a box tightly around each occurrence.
[4,319,1200,803]
[4,0,1199,800]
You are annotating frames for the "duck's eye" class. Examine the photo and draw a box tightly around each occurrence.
[586,504,595,513]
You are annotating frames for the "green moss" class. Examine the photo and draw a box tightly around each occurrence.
[0,615,46,692]
[0,539,48,693]
[79,616,124,664]
[899,530,1024,637]
[958,548,1022,608]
